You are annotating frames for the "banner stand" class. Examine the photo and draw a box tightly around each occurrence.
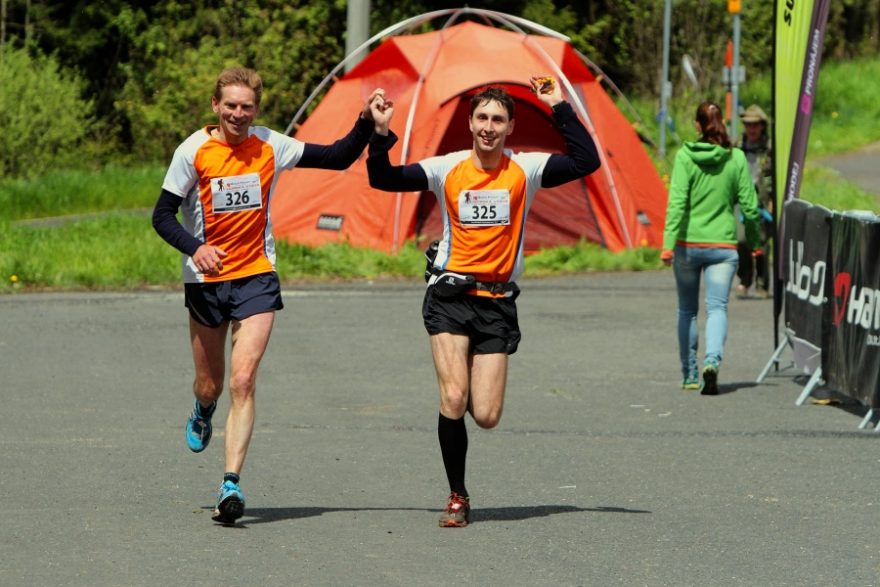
[756,334,793,384]
[794,367,823,406]
[757,329,827,407]
[757,332,876,430]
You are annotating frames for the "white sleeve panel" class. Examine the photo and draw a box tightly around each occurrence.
[256,127,305,170]
[510,151,551,192]
[420,150,471,197]
[161,130,210,198]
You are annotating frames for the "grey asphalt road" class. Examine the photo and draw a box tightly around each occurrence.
[2,271,878,587]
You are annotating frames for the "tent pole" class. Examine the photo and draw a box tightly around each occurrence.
[521,36,634,248]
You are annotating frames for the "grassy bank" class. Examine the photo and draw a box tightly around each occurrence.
[0,157,667,294]
[1,165,165,221]
[0,212,660,292]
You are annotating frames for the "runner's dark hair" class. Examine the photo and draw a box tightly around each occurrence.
[695,101,730,148]
[470,86,515,120]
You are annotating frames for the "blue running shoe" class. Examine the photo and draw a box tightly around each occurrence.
[212,480,245,524]
[185,399,216,453]
[681,375,701,390]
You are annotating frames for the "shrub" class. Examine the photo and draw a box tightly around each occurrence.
[0,47,94,178]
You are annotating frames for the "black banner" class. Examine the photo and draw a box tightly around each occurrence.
[822,213,880,407]
[782,200,830,371]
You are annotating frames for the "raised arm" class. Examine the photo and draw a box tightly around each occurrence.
[365,94,429,192]
[528,76,601,188]
[298,88,386,169]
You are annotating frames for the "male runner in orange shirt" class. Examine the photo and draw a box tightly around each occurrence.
[366,77,601,527]
[153,67,385,524]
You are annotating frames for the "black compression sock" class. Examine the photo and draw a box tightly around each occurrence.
[223,472,240,485]
[198,400,216,418]
[438,412,468,497]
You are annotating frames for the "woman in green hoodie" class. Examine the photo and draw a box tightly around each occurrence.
[661,101,762,395]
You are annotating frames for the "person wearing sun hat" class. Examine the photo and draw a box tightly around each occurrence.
[734,103,774,299]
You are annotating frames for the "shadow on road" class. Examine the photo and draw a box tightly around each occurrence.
[215,503,652,526]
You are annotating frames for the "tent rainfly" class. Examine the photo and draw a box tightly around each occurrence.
[271,8,668,254]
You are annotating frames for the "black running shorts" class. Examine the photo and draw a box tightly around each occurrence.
[185,272,283,328]
[422,286,521,355]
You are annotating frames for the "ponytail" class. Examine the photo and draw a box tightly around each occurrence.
[695,101,730,149]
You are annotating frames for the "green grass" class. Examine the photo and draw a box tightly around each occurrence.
[525,243,661,275]
[805,58,880,157]
[798,166,880,213]
[0,164,165,221]
[0,217,663,292]
[0,213,178,290]
[0,214,429,292]
[276,240,426,281]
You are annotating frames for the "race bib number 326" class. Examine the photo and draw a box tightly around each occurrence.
[458,189,510,226]
[211,173,263,213]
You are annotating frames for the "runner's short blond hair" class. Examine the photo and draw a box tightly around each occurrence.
[214,67,263,106]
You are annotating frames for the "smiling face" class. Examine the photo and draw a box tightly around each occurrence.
[211,84,259,145]
[468,98,515,157]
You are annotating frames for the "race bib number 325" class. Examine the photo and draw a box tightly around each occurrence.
[458,189,510,226]
[211,173,263,213]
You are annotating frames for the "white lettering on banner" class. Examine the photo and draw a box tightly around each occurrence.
[786,162,800,202]
[847,286,880,331]
[804,29,822,100]
[786,239,825,306]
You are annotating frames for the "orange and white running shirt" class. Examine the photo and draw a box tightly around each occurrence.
[162,126,304,283]
[421,149,550,292]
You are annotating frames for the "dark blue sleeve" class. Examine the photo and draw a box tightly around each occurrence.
[298,116,373,170]
[151,189,202,256]
[366,131,429,192]
[540,102,601,188]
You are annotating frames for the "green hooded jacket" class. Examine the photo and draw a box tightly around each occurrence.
[662,141,761,251]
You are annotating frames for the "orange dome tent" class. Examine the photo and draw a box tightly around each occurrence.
[271,9,667,254]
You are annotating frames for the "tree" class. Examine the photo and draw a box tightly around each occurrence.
[1,0,876,174]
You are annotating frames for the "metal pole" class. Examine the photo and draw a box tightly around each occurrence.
[345,0,371,73]
[731,11,741,140]
[659,0,672,157]
[1,0,7,52]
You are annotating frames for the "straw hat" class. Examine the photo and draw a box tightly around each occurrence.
[740,104,769,124]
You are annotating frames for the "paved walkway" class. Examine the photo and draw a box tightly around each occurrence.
[2,272,878,586]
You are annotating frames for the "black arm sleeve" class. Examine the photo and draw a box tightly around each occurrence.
[151,189,203,256]
[540,101,602,188]
[365,130,429,192]
[298,116,374,170]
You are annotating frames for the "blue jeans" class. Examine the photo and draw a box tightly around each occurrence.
[672,246,738,379]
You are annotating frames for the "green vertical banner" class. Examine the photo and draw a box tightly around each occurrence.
[774,0,831,209]
[772,0,831,335]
